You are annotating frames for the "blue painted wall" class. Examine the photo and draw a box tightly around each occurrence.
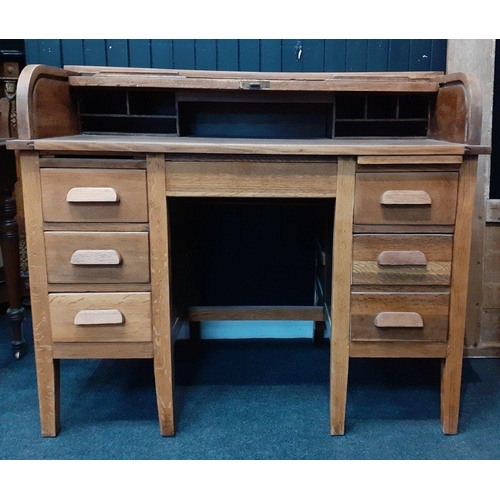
[25,39,447,72]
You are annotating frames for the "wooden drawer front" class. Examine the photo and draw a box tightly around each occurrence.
[352,234,453,286]
[40,168,148,222]
[353,172,458,226]
[351,292,449,342]
[49,292,152,342]
[45,232,150,284]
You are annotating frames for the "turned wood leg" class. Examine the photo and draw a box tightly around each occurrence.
[0,183,26,360]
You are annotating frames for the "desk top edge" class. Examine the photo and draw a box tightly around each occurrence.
[7,135,471,156]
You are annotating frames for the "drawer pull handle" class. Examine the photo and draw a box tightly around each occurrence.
[70,249,122,266]
[374,312,424,328]
[380,190,431,206]
[66,187,119,203]
[377,250,427,266]
[74,309,125,326]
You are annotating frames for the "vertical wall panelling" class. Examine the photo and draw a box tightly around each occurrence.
[430,39,447,72]
[216,39,239,71]
[82,39,107,66]
[129,40,152,68]
[61,40,85,66]
[409,39,433,71]
[106,39,129,67]
[388,40,410,71]
[302,40,325,72]
[346,39,369,71]
[281,40,304,72]
[239,39,260,71]
[367,40,389,71]
[37,39,62,68]
[195,40,217,70]
[260,39,282,72]
[25,39,448,74]
[151,40,174,69]
[324,40,347,72]
[173,40,196,69]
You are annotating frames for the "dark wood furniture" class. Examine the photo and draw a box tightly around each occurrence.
[8,65,489,436]
[1,50,26,360]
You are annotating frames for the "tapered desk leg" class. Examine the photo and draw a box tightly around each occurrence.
[148,154,175,436]
[35,350,61,436]
[330,157,356,435]
[441,156,477,434]
[0,147,26,359]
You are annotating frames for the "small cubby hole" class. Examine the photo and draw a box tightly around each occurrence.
[76,87,177,135]
[333,92,433,137]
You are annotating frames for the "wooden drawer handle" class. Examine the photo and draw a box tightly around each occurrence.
[377,250,427,266]
[74,309,125,326]
[70,249,122,265]
[380,190,431,206]
[66,187,119,203]
[374,312,424,328]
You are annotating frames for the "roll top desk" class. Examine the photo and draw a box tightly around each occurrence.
[8,65,488,436]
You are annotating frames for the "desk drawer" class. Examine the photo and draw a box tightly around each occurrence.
[45,231,150,284]
[40,168,148,223]
[49,292,152,342]
[353,172,458,226]
[352,234,453,286]
[350,291,449,342]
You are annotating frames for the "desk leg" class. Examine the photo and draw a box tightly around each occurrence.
[20,151,60,435]
[148,154,175,436]
[0,170,26,359]
[441,156,477,434]
[330,157,356,435]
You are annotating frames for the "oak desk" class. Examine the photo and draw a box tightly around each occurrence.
[8,65,488,436]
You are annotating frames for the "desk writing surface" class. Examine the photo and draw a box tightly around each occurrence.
[9,135,467,155]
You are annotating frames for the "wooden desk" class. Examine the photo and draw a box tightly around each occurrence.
[8,65,489,436]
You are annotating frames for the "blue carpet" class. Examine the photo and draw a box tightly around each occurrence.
[1,311,500,460]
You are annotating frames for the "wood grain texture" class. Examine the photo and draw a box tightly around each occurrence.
[49,292,152,342]
[52,342,153,359]
[15,64,79,140]
[376,250,427,266]
[15,135,467,156]
[349,341,447,358]
[351,291,449,342]
[380,190,431,205]
[44,231,150,284]
[374,311,424,328]
[147,153,175,436]
[40,168,148,223]
[357,155,462,165]
[330,156,356,435]
[352,234,452,286]
[186,306,324,321]
[165,160,337,198]
[18,151,60,436]
[354,172,459,225]
[441,156,478,434]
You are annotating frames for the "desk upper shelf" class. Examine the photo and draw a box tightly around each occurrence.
[8,64,486,154]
